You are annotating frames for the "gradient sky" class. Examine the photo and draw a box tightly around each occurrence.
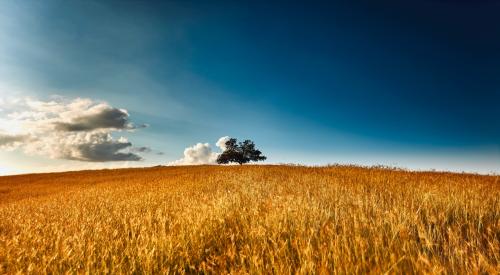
[1,0,499,175]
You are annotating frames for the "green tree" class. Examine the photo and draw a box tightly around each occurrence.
[216,138,266,165]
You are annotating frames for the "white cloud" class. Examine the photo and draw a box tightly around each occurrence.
[216,136,230,151]
[0,96,148,162]
[169,136,230,166]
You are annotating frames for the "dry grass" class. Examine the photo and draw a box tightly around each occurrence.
[0,165,498,274]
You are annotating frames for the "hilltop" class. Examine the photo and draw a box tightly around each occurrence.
[0,165,498,273]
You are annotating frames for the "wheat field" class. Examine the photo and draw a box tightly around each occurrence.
[0,165,498,274]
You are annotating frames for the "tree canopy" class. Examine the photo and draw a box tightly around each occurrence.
[216,138,266,165]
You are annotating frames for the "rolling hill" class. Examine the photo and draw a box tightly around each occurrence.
[0,165,498,273]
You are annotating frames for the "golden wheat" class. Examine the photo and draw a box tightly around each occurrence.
[0,165,498,274]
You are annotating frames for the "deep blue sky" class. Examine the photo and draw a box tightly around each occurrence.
[1,0,499,174]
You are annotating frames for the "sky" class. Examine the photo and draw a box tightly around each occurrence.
[1,0,499,175]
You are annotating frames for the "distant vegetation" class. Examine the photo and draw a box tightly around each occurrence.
[0,165,498,273]
[217,138,266,165]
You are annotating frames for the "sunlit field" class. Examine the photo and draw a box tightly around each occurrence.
[0,165,498,274]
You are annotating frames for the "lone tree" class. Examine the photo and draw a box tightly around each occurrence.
[217,138,267,165]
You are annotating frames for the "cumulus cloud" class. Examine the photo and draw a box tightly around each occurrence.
[21,132,142,162]
[169,136,230,165]
[0,97,149,162]
[72,138,142,162]
[216,136,230,151]
[53,107,132,131]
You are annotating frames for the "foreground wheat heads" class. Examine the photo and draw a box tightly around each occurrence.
[0,165,498,274]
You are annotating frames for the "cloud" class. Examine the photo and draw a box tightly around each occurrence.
[131,146,152,153]
[72,138,142,162]
[0,133,29,149]
[0,97,148,162]
[21,132,142,162]
[216,136,230,151]
[169,143,218,165]
[53,107,132,131]
[169,136,229,165]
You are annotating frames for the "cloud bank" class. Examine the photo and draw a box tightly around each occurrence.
[0,97,149,162]
[169,136,229,165]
